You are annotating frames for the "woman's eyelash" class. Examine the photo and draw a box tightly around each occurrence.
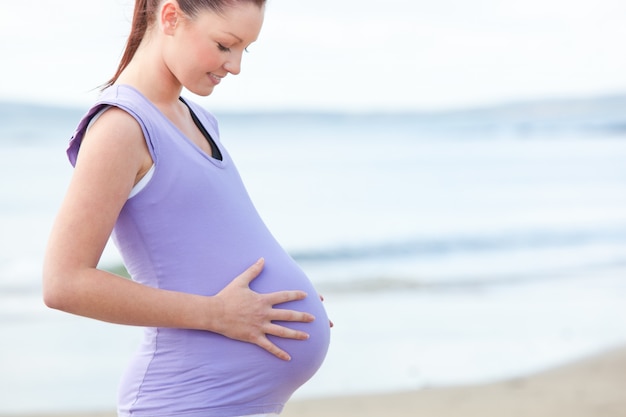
[217,43,250,53]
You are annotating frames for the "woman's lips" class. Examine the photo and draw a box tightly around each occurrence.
[208,73,223,85]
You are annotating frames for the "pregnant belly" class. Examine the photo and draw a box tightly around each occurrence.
[242,251,331,360]
[119,256,330,415]
[249,256,331,375]
[121,303,329,415]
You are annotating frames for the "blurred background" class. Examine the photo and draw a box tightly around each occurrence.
[1,0,626,415]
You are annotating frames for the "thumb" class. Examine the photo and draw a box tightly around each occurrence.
[236,257,265,287]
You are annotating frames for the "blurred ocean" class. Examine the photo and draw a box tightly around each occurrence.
[1,96,626,414]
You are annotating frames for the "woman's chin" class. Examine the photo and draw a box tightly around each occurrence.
[186,84,216,97]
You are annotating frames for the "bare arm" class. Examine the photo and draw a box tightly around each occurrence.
[42,108,311,361]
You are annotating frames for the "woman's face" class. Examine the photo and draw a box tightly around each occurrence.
[162,2,265,96]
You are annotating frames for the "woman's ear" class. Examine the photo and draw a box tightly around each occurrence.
[160,1,179,35]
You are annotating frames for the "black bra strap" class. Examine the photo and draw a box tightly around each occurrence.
[179,98,223,161]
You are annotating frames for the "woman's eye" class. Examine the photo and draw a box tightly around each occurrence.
[217,43,230,52]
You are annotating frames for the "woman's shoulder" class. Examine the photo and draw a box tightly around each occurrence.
[86,106,144,143]
[67,97,150,167]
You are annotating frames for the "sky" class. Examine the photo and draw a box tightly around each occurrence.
[2,0,626,111]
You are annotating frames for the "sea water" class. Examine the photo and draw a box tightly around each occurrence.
[1,100,626,414]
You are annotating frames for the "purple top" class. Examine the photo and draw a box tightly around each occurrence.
[67,85,330,417]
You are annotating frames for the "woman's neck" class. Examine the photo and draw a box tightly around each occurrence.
[115,40,183,106]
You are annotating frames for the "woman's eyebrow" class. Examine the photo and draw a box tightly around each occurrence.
[225,31,243,42]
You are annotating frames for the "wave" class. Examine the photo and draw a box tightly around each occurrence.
[290,226,626,263]
[310,258,626,293]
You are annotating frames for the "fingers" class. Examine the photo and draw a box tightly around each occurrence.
[266,289,308,308]
[266,323,310,340]
[256,336,292,361]
[318,294,334,327]
[256,324,310,361]
[270,308,315,323]
[219,259,333,360]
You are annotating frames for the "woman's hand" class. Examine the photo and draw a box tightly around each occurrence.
[212,258,314,361]
[319,294,334,328]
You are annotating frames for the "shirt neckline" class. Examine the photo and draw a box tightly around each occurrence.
[112,84,227,169]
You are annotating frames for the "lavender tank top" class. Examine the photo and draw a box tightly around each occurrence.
[67,85,330,417]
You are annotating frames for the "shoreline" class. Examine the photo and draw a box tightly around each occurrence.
[5,345,626,417]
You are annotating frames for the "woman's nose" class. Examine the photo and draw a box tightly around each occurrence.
[224,54,242,75]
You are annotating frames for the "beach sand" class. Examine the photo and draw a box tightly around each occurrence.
[5,346,626,417]
[283,346,626,417]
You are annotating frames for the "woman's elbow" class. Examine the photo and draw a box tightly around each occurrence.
[42,268,73,311]
[42,275,63,310]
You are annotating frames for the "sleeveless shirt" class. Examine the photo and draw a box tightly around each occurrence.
[67,85,330,417]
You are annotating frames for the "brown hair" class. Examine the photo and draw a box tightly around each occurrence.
[103,0,266,89]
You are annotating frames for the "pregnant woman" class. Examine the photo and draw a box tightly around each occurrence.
[42,1,331,416]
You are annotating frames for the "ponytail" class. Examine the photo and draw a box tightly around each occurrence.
[102,0,157,89]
